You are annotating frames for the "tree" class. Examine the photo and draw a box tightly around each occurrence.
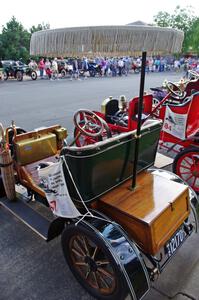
[0,17,50,61]
[30,22,50,34]
[186,18,199,53]
[153,6,197,52]
[0,16,30,61]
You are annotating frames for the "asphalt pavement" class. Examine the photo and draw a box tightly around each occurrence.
[0,72,199,300]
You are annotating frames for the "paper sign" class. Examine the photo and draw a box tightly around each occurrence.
[162,106,187,139]
[38,161,81,218]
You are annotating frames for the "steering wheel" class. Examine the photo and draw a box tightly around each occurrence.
[73,109,106,137]
[188,70,199,80]
[165,81,186,100]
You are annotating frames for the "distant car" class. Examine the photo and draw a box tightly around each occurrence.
[57,59,73,78]
[1,60,37,81]
[2,60,24,81]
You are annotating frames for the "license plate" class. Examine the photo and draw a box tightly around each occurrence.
[164,226,186,258]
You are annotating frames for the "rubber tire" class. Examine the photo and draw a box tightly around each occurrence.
[89,69,96,77]
[3,72,8,80]
[173,147,199,193]
[16,71,23,81]
[61,224,128,300]
[31,71,37,80]
[61,69,67,78]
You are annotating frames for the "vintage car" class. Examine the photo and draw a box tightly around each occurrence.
[151,69,199,103]
[1,60,37,81]
[0,25,198,300]
[2,60,24,81]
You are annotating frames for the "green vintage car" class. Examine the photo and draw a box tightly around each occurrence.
[1,60,37,81]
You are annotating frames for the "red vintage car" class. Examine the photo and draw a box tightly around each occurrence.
[74,87,199,193]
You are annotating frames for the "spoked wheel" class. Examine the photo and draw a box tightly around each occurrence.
[3,72,8,80]
[61,224,127,300]
[173,147,199,193]
[16,71,23,81]
[61,69,67,78]
[30,71,37,80]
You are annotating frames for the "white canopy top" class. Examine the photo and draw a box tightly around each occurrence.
[30,25,184,57]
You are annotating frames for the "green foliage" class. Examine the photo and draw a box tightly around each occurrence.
[153,6,197,53]
[0,17,50,62]
[186,18,199,53]
[30,23,50,34]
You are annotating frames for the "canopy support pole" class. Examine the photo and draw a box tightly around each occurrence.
[132,51,147,189]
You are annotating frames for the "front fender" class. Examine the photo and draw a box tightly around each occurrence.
[149,168,199,232]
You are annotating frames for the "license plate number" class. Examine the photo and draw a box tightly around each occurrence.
[164,227,186,258]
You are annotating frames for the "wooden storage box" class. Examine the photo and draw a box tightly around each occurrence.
[98,171,190,255]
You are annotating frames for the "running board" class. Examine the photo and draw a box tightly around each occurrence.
[0,197,51,240]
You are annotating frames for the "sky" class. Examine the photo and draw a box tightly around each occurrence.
[0,0,199,31]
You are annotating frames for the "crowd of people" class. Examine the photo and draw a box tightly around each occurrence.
[25,55,199,80]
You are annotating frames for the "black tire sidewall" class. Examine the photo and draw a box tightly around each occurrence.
[16,71,23,81]
[3,72,8,80]
[31,71,37,80]
[61,224,128,300]
[61,69,67,77]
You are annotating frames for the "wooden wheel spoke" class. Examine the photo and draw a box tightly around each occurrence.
[74,238,86,256]
[180,171,192,175]
[180,164,191,170]
[74,261,87,266]
[96,271,110,288]
[81,236,90,256]
[97,267,114,281]
[186,174,194,181]
[184,158,192,166]
[85,269,91,279]
[71,247,85,258]
[92,272,100,289]
[96,260,110,266]
[92,246,98,259]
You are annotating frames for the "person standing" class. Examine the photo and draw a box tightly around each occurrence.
[72,58,80,80]
[118,58,124,76]
[51,58,59,80]
[45,59,52,80]
[38,58,45,79]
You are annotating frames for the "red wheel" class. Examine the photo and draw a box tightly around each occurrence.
[173,147,199,192]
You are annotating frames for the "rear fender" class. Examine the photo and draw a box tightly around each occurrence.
[79,211,150,300]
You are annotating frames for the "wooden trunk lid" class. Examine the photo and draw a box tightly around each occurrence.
[98,171,189,255]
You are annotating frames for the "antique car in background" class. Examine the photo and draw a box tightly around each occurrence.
[2,60,24,81]
[1,60,37,81]
[151,69,199,103]
[0,25,199,300]
[57,58,74,78]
